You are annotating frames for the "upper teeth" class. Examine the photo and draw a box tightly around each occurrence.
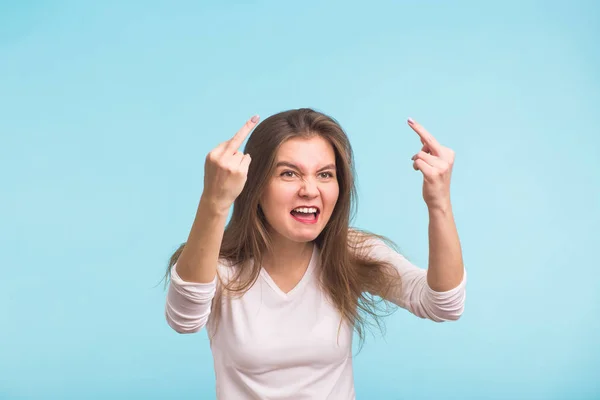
[293,207,317,214]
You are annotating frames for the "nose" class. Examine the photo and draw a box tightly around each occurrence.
[298,177,319,198]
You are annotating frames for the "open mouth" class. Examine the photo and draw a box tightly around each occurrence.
[290,207,320,224]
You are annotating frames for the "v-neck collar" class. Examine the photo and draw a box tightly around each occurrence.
[259,244,319,300]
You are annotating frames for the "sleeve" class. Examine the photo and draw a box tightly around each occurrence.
[367,238,467,322]
[164,263,217,334]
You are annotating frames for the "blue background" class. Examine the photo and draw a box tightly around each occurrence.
[1,1,599,399]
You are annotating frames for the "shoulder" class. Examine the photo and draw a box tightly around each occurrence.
[215,258,238,285]
[215,257,258,292]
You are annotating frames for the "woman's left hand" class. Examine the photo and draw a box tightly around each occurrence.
[408,118,455,211]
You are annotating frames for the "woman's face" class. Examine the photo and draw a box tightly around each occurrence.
[260,135,340,244]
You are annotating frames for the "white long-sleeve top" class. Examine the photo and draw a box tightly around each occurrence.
[165,239,467,399]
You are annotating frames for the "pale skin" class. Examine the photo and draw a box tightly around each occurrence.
[408,117,464,291]
[259,136,340,291]
[176,114,464,296]
[175,116,259,283]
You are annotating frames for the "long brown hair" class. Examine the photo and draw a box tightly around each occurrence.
[164,108,402,347]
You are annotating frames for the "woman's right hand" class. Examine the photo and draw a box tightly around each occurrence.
[201,115,260,214]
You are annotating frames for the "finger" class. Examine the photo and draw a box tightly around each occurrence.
[228,151,245,169]
[411,151,447,169]
[226,115,260,153]
[212,140,229,157]
[407,118,443,156]
[413,158,436,175]
[239,153,252,175]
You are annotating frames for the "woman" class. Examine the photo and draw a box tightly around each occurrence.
[164,108,466,399]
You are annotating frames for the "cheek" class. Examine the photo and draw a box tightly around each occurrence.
[259,186,277,212]
[263,183,297,209]
[322,185,340,210]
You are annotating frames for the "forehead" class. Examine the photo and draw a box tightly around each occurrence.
[275,136,336,165]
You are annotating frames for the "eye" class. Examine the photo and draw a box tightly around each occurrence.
[319,171,335,179]
[280,170,296,178]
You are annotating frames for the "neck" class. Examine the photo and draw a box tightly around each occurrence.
[263,236,314,275]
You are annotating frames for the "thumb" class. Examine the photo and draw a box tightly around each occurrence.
[240,154,252,175]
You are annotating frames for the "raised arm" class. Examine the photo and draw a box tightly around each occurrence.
[407,117,464,292]
[176,115,259,283]
[363,117,467,322]
[165,115,259,333]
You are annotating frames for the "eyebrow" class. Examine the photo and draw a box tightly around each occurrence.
[275,161,336,172]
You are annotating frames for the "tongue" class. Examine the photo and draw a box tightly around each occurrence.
[291,211,315,221]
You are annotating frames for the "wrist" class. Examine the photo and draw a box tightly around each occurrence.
[199,194,231,218]
[427,200,452,216]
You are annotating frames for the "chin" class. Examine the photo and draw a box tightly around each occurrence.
[285,231,320,243]
[281,225,324,243]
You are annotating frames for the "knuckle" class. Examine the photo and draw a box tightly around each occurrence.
[219,161,231,171]
[207,151,219,163]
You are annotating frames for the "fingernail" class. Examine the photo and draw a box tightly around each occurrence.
[408,117,415,125]
[251,115,259,123]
